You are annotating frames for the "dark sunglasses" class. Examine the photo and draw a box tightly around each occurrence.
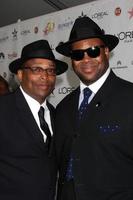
[70,45,105,61]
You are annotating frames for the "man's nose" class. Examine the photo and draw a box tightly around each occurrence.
[82,52,92,61]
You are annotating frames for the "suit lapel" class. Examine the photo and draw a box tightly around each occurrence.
[15,88,46,151]
[47,101,55,133]
[79,70,119,123]
[65,87,80,130]
[47,102,55,156]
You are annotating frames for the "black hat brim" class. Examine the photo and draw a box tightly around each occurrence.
[56,34,119,57]
[9,57,68,75]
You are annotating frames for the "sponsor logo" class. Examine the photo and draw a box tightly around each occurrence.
[130,60,133,65]
[8,52,17,59]
[43,21,55,35]
[21,29,30,36]
[12,29,18,40]
[0,52,5,59]
[112,60,128,69]
[58,86,75,94]
[0,52,5,62]
[128,8,133,19]
[3,72,7,79]
[34,26,39,34]
[0,36,9,43]
[115,7,121,16]
[91,11,108,20]
[58,17,74,30]
[116,31,133,43]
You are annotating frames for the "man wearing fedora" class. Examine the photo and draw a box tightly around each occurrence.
[0,39,68,200]
[55,16,133,200]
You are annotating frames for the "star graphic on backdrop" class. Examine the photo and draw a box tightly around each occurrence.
[128,8,133,19]
[12,29,18,39]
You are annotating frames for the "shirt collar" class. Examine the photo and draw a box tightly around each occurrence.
[20,86,47,113]
[80,67,111,94]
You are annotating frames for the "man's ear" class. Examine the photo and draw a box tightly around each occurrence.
[105,47,110,59]
[16,70,23,83]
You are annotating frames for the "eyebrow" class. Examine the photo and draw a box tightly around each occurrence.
[25,64,56,68]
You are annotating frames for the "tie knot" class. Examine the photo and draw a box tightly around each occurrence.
[83,87,92,99]
[38,106,45,119]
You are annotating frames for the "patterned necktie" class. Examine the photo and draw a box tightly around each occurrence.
[66,88,92,181]
[78,87,92,120]
[38,106,51,149]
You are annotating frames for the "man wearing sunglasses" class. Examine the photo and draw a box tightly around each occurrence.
[55,16,133,200]
[0,40,68,200]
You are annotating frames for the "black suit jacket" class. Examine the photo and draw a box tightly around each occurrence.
[0,88,57,200]
[55,71,133,200]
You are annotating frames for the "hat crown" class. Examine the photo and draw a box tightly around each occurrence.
[21,40,55,61]
[69,16,104,41]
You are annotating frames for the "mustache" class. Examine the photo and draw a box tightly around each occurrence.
[79,62,97,68]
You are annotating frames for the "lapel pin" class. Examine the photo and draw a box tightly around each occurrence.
[96,102,101,107]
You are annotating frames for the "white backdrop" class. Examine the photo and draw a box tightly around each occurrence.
[0,0,133,106]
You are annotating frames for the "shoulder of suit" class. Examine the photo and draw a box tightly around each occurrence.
[47,101,55,111]
[116,75,133,89]
[110,70,133,89]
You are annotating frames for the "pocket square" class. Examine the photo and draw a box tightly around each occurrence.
[98,124,120,134]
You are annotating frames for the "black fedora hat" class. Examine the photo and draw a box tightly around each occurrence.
[56,16,119,57]
[9,39,68,75]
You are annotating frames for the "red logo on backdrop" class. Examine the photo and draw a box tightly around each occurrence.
[128,8,133,19]
[34,26,39,34]
[115,7,121,16]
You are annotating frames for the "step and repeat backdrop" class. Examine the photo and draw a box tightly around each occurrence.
[0,0,133,106]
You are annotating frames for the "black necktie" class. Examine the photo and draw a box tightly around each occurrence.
[38,106,51,149]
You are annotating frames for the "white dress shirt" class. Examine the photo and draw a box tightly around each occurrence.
[20,86,53,142]
[79,67,111,107]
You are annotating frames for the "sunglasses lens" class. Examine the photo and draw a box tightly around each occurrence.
[71,46,104,61]
[70,50,84,61]
[87,46,100,58]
